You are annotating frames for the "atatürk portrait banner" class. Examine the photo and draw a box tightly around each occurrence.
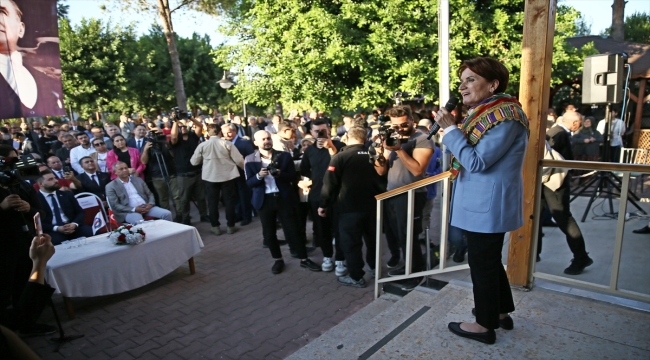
[0,0,65,119]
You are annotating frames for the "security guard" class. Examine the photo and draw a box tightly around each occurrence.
[318,126,385,288]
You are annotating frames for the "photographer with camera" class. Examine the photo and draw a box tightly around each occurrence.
[373,105,435,291]
[301,118,346,273]
[245,131,321,274]
[0,145,55,336]
[140,133,181,215]
[170,109,209,225]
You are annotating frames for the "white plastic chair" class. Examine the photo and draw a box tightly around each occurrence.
[618,148,649,193]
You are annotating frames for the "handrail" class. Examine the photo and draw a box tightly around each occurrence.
[541,159,650,172]
[375,171,451,201]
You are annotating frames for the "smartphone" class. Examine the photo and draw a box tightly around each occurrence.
[34,213,43,235]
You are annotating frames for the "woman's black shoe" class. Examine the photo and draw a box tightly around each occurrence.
[471,308,514,330]
[272,260,284,274]
[448,322,495,344]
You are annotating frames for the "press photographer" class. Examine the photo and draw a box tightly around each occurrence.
[373,105,435,291]
[170,109,209,225]
[141,130,181,214]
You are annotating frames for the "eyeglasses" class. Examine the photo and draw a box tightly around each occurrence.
[392,122,411,129]
[93,142,105,146]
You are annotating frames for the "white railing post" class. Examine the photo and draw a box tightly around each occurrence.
[438,177,451,270]
[610,172,631,291]
[404,190,415,276]
[375,198,384,299]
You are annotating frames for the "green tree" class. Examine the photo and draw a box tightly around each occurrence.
[58,18,136,116]
[215,0,597,111]
[602,12,650,44]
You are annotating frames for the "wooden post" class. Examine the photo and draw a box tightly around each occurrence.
[506,0,557,288]
[632,79,647,147]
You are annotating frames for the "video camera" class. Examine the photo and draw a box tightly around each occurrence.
[146,129,168,152]
[171,107,189,120]
[0,154,39,186]
[376,114,400,147]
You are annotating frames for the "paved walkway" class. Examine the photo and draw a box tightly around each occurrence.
[24,210,378,359]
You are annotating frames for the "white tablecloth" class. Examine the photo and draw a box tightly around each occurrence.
[46,220,204,297]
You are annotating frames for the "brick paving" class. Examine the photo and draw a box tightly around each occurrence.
[23,207,379,359]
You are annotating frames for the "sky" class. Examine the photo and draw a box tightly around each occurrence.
[65,0,650,46]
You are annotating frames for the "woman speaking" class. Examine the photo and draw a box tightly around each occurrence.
[434,57,529,344]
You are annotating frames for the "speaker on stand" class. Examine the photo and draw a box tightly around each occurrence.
[571,53,646,221]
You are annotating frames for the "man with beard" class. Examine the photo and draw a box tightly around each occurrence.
[221,123,255,226]
[36,125,58,157]
[374,105,435,291]
[36,171,92,245]
[245,131,321,274]
[69,132,96,174]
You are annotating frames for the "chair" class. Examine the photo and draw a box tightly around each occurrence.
[618,148,649,193]
[74,192,111,234]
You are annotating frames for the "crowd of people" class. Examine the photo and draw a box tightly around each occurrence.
[1,56,648,353]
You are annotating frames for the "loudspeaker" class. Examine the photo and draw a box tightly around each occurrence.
[582,53,625,104]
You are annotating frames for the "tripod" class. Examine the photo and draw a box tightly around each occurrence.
[150,145,178,219]
[49,298,84,352]
[570,104,646,221]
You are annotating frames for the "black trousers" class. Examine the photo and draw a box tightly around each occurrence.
[259,193,307,259]
[0,239,31,311]
[309,201,344,260]
[385,192,426,272]
[465,230,515,330]
[338,211,377,281]
[296,201,313,244]
[205,178,238,227]
[537,180,589,261]
[235,177,253,222]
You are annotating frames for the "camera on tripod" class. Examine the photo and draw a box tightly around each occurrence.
[146,130,168,151]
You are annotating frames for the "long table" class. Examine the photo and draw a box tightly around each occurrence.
[46,220,204,318]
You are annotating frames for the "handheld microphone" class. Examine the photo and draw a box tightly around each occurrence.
[427,96,459,140]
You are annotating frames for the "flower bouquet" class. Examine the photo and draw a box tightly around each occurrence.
[108,224,146,245]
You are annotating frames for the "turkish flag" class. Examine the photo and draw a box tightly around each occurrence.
[107,209,119,229]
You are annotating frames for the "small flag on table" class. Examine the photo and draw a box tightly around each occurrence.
[92,211,106,235]
[107,209,119,229]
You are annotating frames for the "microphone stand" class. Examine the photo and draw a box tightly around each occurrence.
[49,297,84,352]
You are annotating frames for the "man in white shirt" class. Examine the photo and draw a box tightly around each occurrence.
[596,109,626,162]
[105,162,172,224]
[69,132,96,174]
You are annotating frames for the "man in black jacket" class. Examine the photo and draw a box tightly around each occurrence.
[542,111,593,275]
[77,156,111,204]
[36,171,92,245]
[319,127,385,287]
[300,118,346,274]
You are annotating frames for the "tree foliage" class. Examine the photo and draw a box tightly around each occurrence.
[602,12,650,44]
[215,0,600,111]
[59,19,226,116]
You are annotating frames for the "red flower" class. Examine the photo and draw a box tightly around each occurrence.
[126,225,132,230]
[118,234,126,242]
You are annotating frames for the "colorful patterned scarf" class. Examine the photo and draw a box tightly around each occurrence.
[449,94,529,180]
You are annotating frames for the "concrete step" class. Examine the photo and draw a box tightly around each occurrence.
[371,281,650,359]
[290,280,650,359]
[286,289,445,360]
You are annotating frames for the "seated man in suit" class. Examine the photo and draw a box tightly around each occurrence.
[36,171,93,245]
[105,161,172,224]
[77,156,110,205]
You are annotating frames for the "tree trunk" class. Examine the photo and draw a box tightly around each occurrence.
[156,0,188,111]
[611,0,626,41]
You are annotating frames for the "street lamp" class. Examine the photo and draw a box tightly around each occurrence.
[217,71,234,89]
[217,71,248,131]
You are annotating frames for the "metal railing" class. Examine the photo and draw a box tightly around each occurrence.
[374,171,470,298]
[531,159,650,302]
